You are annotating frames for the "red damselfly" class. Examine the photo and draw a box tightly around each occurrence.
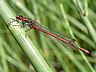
[15,15,89,54]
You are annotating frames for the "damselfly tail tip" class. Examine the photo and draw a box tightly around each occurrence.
[85,49,90,54]
[87,51,90,54]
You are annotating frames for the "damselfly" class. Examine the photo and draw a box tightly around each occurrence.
[15,15,89,54]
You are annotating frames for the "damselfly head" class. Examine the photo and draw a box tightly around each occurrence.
[16,16,20,19]
[16,14,23,19]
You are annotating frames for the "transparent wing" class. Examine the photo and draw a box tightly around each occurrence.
[32,21,76,43]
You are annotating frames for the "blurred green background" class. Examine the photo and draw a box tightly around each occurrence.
[0,0,96,72]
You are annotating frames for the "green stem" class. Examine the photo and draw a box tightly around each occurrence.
[8,21,52,72]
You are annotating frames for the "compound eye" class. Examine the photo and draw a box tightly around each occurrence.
[16,16,20,19]
[18,14,23,17]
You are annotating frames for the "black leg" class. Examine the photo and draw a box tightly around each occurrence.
[24,28,32,37]
[25,28,32,32]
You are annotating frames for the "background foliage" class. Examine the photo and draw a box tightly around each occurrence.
[0,0,96,72]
